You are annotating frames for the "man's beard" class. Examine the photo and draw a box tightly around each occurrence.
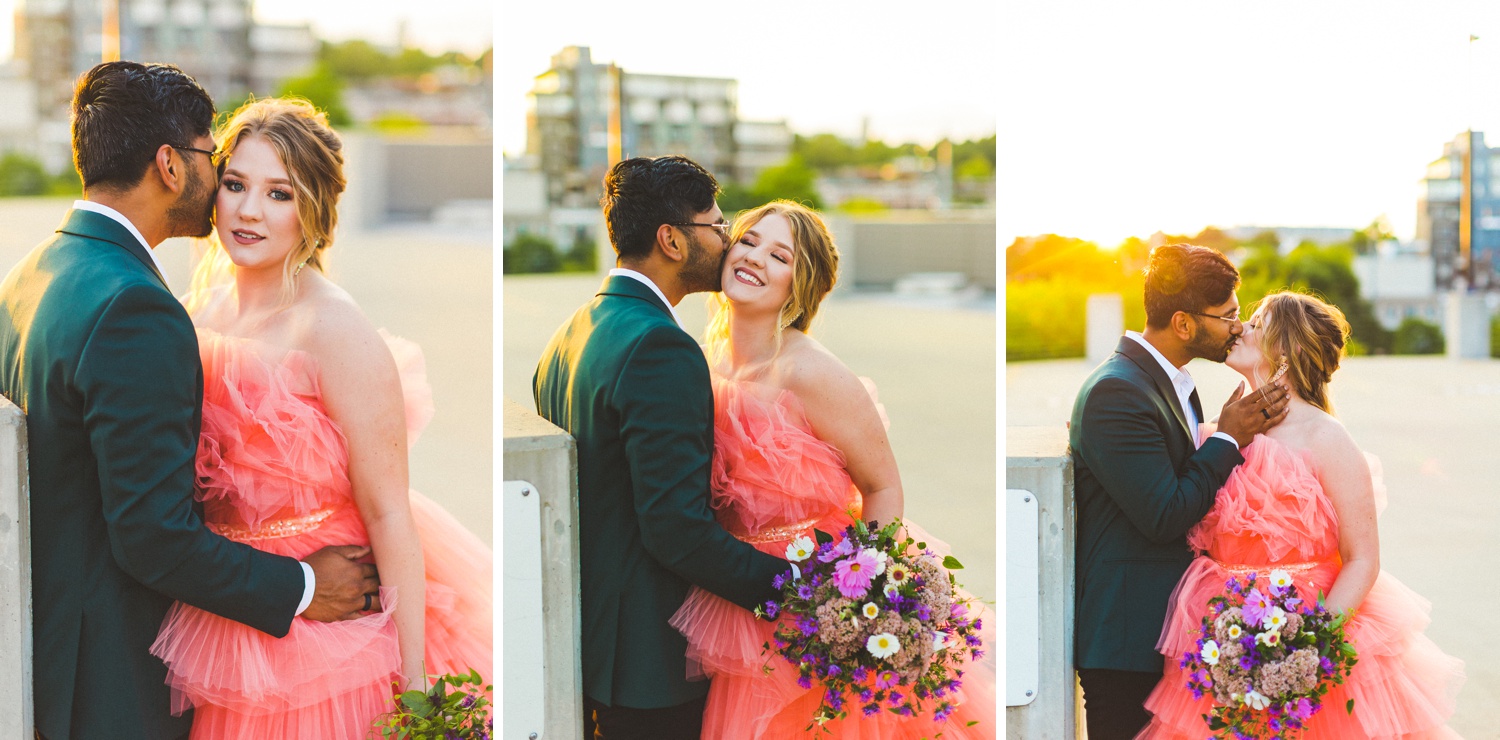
[679,230,723,294]
[1188,328,1235,363]
[165,164,214,239]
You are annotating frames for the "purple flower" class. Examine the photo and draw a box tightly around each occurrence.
[1242,587,1271,627]
[459,695,476,709]
[798,617,819,636]
[826,665,842,678]
[851,666,868,682]
[1289,697,1314,721]
[819,538,854,563]
[950,602,969,619]
[888,691,904,705]
[446,732,461,740]
[915,604,931,621]
[860,689,873,702]
[834,551,880,598]
[797,584,814,600]
[797,674,813,689]
[773,573,787,589]
[966,634,983,647]
[763,600,780,618]
[875,670,899,689]
[972,618,983,631]
[1238,654,1255,671]
[863,704,881,717]
[972,648,985,660]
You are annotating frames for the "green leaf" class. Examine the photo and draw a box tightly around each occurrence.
[1347,698,1355,713]
[942,555,964,570]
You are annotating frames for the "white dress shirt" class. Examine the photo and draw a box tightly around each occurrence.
[608,267,685,329]
[1125,332,1239,450]
[73,200,318,615]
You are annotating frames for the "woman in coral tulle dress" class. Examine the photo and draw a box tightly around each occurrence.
[1138,291,1463,739]
[667,201,996,739]
[147,98,491,739]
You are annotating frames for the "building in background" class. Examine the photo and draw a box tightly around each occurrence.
[525,45,791,210]
[1416,131,1500,291]
[12,0,316,171]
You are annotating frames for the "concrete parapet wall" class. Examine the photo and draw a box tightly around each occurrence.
[0,397,29,737]
[1005,426,1077,739]
[501,398,582,740]
[826,212,997,291]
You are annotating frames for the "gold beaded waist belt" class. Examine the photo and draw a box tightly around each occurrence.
[207,508,336,542]
[1208,558,1325,577]
[740,517,820,545]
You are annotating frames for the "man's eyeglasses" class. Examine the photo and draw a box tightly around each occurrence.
[668,222,731,241]
[1186,311,1243,326]
[172,144,223,167]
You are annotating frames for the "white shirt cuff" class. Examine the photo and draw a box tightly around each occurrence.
[1209,431,1240,450]
[295,561,316,616]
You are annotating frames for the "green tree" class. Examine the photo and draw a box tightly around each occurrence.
[321,40,389,81]
[794,133,857,172]
[504,233,562,274]
[748,157,822,209]
[0,152,48,196]
[1392,316,1444,355]
[955,154,993,181]
[278,64,351,127]
[1238,242,1391,353]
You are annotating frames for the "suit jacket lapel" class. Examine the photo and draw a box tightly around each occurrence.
[1116,337,1195,445]
[55,209,170,291]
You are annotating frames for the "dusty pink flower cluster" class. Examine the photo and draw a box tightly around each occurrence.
[912,554,952,615]
[814,597,862,660]
[1254,647,1320,698]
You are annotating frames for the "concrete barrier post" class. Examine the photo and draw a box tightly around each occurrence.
[1445,291,1491,359]
[1005,426,1076,739]
[0,398,31,736]
[501,398,582,740]
[1086,294,1124,367]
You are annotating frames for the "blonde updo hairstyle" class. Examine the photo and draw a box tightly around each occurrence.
[1252,291,1350,414]
[188,97,346,306]
[705,200,840,349]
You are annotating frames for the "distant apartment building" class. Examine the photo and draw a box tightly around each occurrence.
[13,0,316,170]
[525,45,791,208]
[1415,131,1500,290]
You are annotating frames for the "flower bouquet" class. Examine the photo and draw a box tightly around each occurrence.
[753,518,983,732]
[1180,570,1358,738]
[372,668,492,740]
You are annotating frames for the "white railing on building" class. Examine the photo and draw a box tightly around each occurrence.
[1005,426,1078,739]
[0,397,31,737]
[501,398,583,740]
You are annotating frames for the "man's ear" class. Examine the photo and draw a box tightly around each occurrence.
[1170,311,1195,341]
[655,224,685,264]
[152,144,185,194]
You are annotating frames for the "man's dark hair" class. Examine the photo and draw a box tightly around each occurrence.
[1143,243,1241,329]
[71,61,216,192]
[601,156,719,261]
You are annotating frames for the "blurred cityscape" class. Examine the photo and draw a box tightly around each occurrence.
[0,0,493,230]
[503,45,996,296]
[1008,128,1500,361]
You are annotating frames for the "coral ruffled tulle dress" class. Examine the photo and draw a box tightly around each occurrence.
[668,376,997,739]
[148,329,493,739]
[1139,434,1463,739]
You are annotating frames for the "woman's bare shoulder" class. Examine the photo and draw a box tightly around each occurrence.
[285,275,384,364]
[777,333,864,406]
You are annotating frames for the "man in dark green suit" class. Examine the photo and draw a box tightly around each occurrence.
[0,62,378,740]
[535,156,787,739]
[1069,244,1291,739]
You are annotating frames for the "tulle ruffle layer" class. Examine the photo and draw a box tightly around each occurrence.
[710,378,862,538]
[1187,434,1338,563]
[196,330,348,531]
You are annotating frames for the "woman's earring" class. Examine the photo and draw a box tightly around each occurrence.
[294,259,307,277]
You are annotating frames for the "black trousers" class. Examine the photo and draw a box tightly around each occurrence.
[1077,667,1161,740]
[584,694,707,740]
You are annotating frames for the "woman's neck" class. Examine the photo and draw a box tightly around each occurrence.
[723,304,782,376]
[228,264,291,324]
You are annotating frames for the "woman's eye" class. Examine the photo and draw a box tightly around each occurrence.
[270,189,292,202]
[222,180,244,192]
[772,253,788,264]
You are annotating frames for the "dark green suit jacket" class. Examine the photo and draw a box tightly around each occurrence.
[1069,336,1244,672]
[534,275,785,709]
[0,209,305,740]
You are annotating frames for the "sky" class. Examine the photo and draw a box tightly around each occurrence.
[1001,0,1500,246]
[0,0,492,61]
[498,0,998,155]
